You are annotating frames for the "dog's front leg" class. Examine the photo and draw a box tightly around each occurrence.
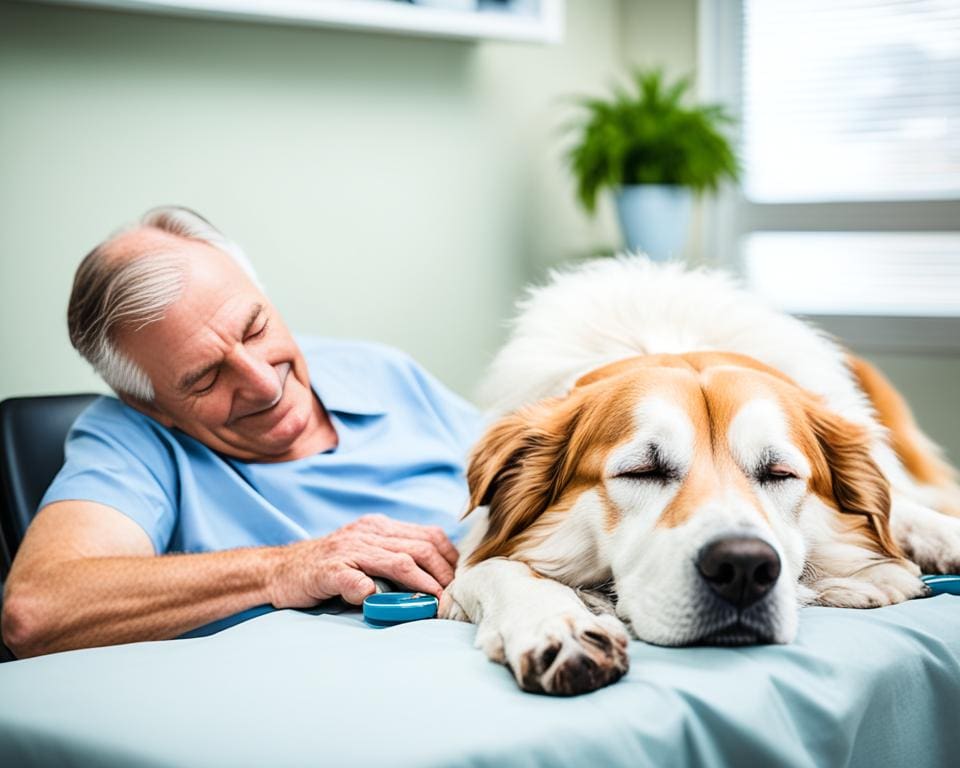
[440,558,629,695]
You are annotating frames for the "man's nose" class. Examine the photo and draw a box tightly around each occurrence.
[232,348,281,402]
[696,536,781,609]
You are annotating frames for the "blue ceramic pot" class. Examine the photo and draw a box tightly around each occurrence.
[614,185,693,261]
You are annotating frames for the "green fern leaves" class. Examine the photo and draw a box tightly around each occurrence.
[566,69,740,213]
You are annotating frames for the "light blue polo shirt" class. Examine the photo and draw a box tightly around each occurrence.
[40,338,483,633]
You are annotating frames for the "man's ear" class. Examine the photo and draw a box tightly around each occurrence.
[118,392,175,429]
[466,396,580,565]
[805,400,902,558]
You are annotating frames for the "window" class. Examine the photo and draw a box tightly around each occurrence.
[743,0,960,203]
[700,0,960,344]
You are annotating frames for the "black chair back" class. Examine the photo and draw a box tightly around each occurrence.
[0,394,99,578]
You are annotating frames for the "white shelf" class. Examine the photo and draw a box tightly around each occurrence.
[39,0,565,43]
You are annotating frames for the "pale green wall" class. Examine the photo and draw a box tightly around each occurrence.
[0,0,624,402]
[619,0,698,82]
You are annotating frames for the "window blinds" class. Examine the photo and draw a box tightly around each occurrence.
[743,232,960,316]
[743,0,960,203]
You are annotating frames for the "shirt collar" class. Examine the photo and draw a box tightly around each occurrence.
[308,360,387,417]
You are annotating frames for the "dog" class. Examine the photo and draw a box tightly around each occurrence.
[439,256,960,696]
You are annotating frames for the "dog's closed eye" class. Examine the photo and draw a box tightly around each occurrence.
[613,444,680,484]
[613,447,679,483]
[755,463,799,484]
[614,465,678,483]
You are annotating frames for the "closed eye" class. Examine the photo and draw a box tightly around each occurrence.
[245,316,269,341]
[193,370,219,396]
[756,464,799,484]
[615,464,678,483]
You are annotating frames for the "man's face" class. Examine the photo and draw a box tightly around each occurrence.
[115,232,322,462]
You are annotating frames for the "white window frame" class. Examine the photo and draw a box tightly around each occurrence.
[697,0,960,354]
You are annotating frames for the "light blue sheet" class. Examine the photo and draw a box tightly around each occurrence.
[1,596,959,767]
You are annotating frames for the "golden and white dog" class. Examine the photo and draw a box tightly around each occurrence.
[440,257,960,696]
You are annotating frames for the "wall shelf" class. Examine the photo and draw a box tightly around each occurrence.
[39,0,565,43]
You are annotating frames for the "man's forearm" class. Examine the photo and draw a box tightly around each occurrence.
[2,546,283,658]
[4,511,458,659]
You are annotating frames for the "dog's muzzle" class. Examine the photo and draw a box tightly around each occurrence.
[689,536,783,646]
[696,535,781,609]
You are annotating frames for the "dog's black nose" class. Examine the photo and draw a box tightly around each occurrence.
[697,537,781,609]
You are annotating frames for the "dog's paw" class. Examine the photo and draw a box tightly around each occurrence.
[812,561,929,608]
[438,586,469,622]
[894,508,960,574]
[502,613,630,696]
[474,621,507,664]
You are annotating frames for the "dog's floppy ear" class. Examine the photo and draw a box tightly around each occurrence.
[465,396,580,565]
[805,400,902,558]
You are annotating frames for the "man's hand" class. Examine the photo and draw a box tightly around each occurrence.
[267,514,459,608]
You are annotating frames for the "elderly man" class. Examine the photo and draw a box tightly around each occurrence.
[2,206,481,659]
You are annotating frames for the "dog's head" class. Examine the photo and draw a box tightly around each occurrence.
[465,351,900,647]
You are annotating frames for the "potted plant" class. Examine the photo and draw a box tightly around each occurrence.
[566,69,739,261]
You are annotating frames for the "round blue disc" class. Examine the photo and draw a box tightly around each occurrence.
[921,574,960,596]
[363,592,438,626]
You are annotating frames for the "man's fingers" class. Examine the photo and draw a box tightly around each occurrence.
[356,515,459,567]
[323,518,458,602]
[368,536,455,587]
[428,529,460,569]
[337,567,376,605]
[357,551,443,598]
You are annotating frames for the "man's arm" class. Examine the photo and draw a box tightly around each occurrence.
[2,501,457,659]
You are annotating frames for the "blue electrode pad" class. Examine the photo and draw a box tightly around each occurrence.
[921,574,960,596]
[363,592,439,627]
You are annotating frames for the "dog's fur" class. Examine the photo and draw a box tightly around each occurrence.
[440,257,960,696]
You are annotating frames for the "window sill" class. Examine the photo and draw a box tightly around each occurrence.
[800,314,960,356]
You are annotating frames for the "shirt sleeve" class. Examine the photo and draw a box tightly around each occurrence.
[39,399,179,554]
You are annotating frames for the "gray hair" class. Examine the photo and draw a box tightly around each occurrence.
[67,206,260,401]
